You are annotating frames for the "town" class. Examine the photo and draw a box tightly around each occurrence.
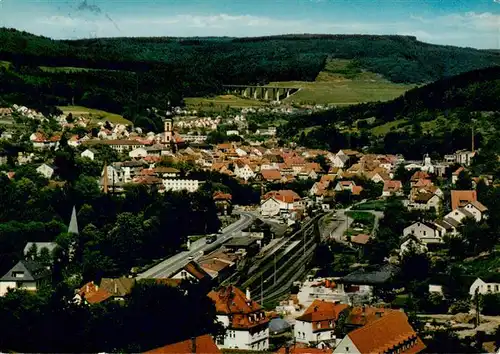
[0,95,499,353]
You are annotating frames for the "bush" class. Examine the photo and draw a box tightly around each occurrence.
[448,300,471,314]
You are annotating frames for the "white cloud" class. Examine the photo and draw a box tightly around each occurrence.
[3,11,499,48]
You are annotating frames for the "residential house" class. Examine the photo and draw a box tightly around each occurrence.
[260,169,283,183]
[36,163,55,179]
[455,150,476,166]
[445,208,477,225]
[0,260,51,296]
[294,299,349,345]
[403,221,443,245]
[99,277,135,301]
[234,161,256,181]
[213,191,232,215]
[84,139,150,153]
[400,236,428,256]
[261,190,302,217]
[144,334,221,354]
[334,181,356,193]
[154,167,180,178]
[333,311,425,354]
[407,192,441,212]
[198,256,235,283]
[343,306,395,333]
[469,276,500,297]
[81,148,96,161]
[451,190,478,210]
[208,285,270,351]
[382,180,403,197]
[170,261,212,285]
[75,281,112,305]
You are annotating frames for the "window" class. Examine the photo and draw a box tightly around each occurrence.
[495,285,499,292]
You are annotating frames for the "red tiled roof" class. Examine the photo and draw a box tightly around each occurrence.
[263,190,301,204]
[213,191,232,201]
[346,306,394,326]
[144,334,221,354]
[411,171,430,181]
[347,311,425,354]
[208,286,269,329]
[383,180,402,192]
[413,179,433,188]
[78,281,112,304]
[352,185,364,196]
[183,261,210,280]
[296,300,349,324]
[351,234,371,245]
[261,169,282,181]
[451,190,477,210]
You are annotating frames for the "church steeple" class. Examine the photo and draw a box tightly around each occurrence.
[68,206,79,235]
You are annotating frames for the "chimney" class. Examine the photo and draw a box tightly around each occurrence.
[191,336,196,354]
[246,288,251,300]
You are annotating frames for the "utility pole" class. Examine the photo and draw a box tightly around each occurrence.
[475,288,480,327]
[303,229,306,256]
[471,125,475,153]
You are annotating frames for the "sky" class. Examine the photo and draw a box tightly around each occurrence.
[0,0,499,49]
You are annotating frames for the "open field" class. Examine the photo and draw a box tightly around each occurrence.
[57,105,131,125]
[370,119,408,136]
[269,59,413,105]
[184,95,267,110]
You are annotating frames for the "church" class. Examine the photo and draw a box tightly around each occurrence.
[162,117,185,151]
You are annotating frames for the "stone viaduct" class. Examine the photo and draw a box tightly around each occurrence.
[223,85,300,102]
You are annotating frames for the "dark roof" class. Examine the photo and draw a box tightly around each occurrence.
[1,260,51,281]
[224,237,257,248]
[443,217,460,228]
[269,318,292,333]
[434,220,453,230]
[340,264,400,286]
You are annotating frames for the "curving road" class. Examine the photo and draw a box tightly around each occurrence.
[137,211,255,279]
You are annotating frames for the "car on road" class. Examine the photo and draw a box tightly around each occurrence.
[187,256,194,261]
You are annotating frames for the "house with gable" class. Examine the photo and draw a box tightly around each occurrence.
[382,180,403,197]
[208,285,270,351]
[261,190,302,217]
[170,261,212,285]
[469,275,500,297]
[234,160,256,181]
[81,148,96,160]
[0,260,51,296]
[451,190,477,210]
[144,334,221,354]
[403,221,443,245]
[294,299,349,346]
[333,311,425,354]
[36,163,55,179]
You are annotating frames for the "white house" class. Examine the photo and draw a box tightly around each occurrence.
[469,277,500,297]
[260,190,301,217]
[36,163,55,179]
[162,179,200,193]
[129,147,148,158]
[407,193,441,212]
[294,300,348,345]
[462,201,488,221]
[403,221,443,245]
[400,237,428,256]
[331,154,349,168]
[81,149,96,161]
[0,260,51,296]
[208,286,269,351]
[445,208,477,225]
[234,162,256,181]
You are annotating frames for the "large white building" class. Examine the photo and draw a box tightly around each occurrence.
[294,300,348,345]
[208,286,269,351]
[0,260,51,296]
[162,179,200,193]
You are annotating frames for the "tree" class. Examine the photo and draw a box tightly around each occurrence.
[481,293,500,315]
[455,170,473,189]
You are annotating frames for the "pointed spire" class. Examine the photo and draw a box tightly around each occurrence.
[68,206,79,235]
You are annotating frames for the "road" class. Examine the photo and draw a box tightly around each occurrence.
[137,211,255,279]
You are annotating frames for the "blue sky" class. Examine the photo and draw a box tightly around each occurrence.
[1,0,499,48]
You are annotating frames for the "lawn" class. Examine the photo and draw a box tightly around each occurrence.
[184,95,267,110]
[371,119,408,136]
[269,59,413,106]
[462,251,500,277]
[57,105,131,125]
[345,211,375,236]
[352,200,387,211]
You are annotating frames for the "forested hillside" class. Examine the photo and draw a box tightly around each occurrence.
[279,66,500,163]
[2,27,500,131]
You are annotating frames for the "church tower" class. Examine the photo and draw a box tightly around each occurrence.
[164,118,173,143]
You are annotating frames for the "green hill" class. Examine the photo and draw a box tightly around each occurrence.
[278,66,500,160]
[2,28,500,131]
